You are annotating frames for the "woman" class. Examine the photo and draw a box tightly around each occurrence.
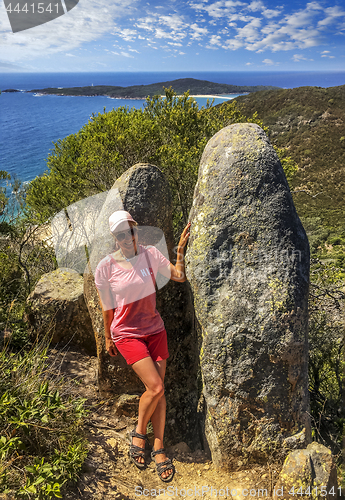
[94,210,190,482]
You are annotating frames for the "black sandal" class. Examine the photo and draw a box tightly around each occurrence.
[129,428,149,469]
[151,448,175,482]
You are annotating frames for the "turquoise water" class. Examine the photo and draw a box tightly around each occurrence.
[1,71,344,183]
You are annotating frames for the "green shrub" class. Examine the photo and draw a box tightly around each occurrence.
[309,260,344,453]
[0,339,87,498]
[25,88,263,235]
[329,236,344,246]
[300,217,330,255]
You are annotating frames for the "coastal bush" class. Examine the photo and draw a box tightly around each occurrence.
[0,339,87,498]
[0,174,55,351]
[25,88,264,233]
[308,259,344,453]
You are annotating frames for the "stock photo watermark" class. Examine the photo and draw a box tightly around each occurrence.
[3,0,79,33]
[134,485,343,497]
[182,245,303,282]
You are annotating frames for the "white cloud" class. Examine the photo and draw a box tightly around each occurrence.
[187,0,345,55]
[190,23,208,39]
[160,14,186,30]
[135,13,187,43]
[136,17,156,31]
[210,34,222,45]
[0,0,136,63]
[222,38,244,49]
[236,17,262,42]
[2,0,345,68]
[113,28,138,41]
[318,5,345,27]
[292,53,312,62]
[262,8,281,19]
[262,58,274,64]
[110,50,134,58]
[190,0,245,19]
[248,1,264,12]
[284,10,317,28]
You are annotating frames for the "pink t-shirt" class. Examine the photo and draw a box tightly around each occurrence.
[94,245,170,342]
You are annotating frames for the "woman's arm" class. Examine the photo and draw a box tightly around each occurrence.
[102,307,118,357]
[167,222,191,283]
[96,289,118,357]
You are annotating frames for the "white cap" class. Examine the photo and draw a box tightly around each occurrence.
[109,210,136,233]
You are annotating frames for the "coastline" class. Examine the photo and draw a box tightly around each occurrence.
[3,78,277,99]
[2,89,245,100]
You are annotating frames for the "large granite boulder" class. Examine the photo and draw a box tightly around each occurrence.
[26,268,96,356]
[84,163,199,448]
[186,123,310,468]
[274,442,338,500]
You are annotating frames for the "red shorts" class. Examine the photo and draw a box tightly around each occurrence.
[115,329,169,365]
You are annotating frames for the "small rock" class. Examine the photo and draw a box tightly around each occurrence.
[114,394,140,417]
[105,438,118,450]
[274,442,337,500]
[173,442,192,454]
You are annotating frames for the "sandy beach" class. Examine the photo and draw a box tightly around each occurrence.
[189,94,243,99]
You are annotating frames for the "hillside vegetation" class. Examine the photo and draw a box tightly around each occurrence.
[233,85,345,260]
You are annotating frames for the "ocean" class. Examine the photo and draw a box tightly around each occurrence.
[1,71,345,184]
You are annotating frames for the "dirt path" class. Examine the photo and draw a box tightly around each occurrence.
[48,348,281,500]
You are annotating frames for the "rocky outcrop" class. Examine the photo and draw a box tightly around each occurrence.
[84,163,199,448]
[274,442,338,500]
[26,268,96,355]
[186,123,310,468]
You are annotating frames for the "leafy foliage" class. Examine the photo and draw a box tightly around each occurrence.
[0,174,55,351]
[0,340,87,498]
[26,88,264,234]
[308,259,344,454]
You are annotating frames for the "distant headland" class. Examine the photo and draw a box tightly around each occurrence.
[2,78,280,99]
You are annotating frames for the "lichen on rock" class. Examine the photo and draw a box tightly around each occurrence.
[186,123,311,468]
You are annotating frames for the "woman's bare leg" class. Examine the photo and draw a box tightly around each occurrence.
[130,357,164,465]
[131,357,172,479]
[150,360,173,479]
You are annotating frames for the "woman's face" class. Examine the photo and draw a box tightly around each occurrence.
[114,221,138,257]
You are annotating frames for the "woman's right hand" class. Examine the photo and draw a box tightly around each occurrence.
[105,337,118,357]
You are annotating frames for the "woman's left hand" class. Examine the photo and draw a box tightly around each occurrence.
[178,222,191,250]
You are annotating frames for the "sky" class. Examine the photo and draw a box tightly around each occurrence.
[0,0,345,72]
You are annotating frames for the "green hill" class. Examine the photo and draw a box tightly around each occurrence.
[27,78,280,98]
[232,85,345,259]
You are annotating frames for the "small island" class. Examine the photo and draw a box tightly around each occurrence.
[22,78,280,98]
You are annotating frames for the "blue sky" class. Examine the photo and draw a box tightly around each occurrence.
[0,0,345,72]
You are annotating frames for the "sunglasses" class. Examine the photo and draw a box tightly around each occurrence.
[114,227,137,242]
